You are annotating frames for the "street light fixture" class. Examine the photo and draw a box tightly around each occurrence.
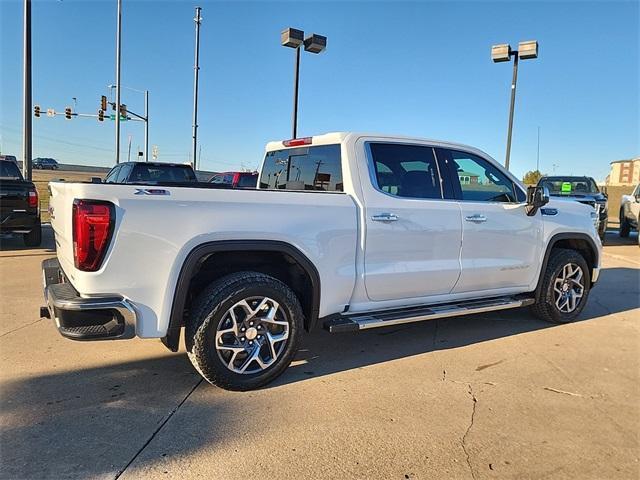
[281,27,326,139]
[492,40,538,170]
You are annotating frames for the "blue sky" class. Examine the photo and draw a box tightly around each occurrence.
[1,0,638,180]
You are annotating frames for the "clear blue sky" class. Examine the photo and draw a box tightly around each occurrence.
[1,0,638,180]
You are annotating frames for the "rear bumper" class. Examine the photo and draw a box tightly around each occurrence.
[41,258,136,340]
[0,213,39,234]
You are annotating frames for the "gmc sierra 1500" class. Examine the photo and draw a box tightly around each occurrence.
[41,133,601,390]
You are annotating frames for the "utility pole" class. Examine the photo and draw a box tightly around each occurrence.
[127,135,132,162]
[291,46,300,139]
[114,0,122,164]
[144,89,149,162]
[191,6,202,171]
[22,0,32,180]
[536,126,540,172]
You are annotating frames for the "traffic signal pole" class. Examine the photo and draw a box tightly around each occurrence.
[22,0,32,180]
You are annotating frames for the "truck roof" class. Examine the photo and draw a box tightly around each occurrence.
[265,132,487,157]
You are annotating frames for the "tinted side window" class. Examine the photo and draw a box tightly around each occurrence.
[440,149,518,202]
[104,166,121,183]
[369,143,442,199]
[260,144,343,191]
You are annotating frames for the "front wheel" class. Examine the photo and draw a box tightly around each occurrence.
[531,248,590,324]
[186,271,303,391]
[620,210,630,237]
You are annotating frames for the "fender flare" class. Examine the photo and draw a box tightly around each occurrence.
[161,240,321,352]
[534,232,599,301]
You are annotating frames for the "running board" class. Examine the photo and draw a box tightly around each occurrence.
[324,296,535,333]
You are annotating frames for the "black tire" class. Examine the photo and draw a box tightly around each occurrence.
[620,210,630,237]
[23,223,42,247]
[185,271,303,391]
[530,248,590,324]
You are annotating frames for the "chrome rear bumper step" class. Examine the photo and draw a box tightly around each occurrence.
[324,296,535,333]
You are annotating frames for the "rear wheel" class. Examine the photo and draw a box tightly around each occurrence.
[186,271,303,391]
[23,223,42,247]
[531,248,590,324]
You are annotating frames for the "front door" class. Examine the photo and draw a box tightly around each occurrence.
[362,142,462,301]
[436,148,542,294]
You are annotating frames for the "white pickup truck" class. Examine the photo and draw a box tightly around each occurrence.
[619,183,640,241]
[42,132,601,390]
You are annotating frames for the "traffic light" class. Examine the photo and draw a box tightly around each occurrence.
[98,109,104,122]
[119,104,127,119]
[65,107,72,119]
[34,105,41,117]
[101,95,108,111]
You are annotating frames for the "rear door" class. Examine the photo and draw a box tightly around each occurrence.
[436,148,542,293]
[361,141,462,301]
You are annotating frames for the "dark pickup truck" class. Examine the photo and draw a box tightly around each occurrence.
[537,176,608,240]
[0,160,41,246]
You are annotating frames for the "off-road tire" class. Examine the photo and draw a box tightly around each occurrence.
[185,271,303,391]
[23,223,42,247]
[530,248,590,324]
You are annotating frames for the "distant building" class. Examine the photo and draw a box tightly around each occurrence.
[606,157,640,186]
[458,171,480,185]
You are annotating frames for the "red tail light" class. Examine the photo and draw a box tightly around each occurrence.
[282,137,312,147]
[72,200,114,272]
[28,190,38,208]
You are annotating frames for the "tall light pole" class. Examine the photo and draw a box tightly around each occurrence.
[192,6,202,170]
[114,0,122,164]
[491,40,538,170]
[22,0,32,180]
[281,28,327,139]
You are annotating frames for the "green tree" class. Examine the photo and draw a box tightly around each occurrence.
[523,170,544,185]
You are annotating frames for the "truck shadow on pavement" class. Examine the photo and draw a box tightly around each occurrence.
[278,264,640,387]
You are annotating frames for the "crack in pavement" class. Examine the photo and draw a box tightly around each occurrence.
[0,318,43,338]
[461,384,478,480]
[114,378,204,479]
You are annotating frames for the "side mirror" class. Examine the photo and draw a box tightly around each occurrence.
[526,185,550,216]
[91,177,103,183]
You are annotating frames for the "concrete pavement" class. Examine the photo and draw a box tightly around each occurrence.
[1,227,638,479]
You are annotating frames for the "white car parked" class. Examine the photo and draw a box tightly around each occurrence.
[42,132,602,390]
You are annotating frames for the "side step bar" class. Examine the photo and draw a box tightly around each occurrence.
[324,296,535,333]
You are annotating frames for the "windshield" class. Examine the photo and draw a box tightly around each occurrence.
[0,161,23,179]
[539,177,599,195]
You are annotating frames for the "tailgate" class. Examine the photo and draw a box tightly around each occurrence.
[0,180,32,221]
[48,182,75,272]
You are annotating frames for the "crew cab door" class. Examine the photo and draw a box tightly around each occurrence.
[436,148,542,293]
[360,141,462,301]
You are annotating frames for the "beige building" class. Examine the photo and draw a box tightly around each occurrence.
[606,157,640,186]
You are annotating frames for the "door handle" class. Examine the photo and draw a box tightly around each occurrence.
[465,214,487,223]
[372,213,399,222]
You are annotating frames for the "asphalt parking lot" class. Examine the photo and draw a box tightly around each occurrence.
[1,226,638,480]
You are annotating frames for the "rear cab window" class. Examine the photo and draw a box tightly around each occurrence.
[0,161,24,180]
[130,164,197,183]
[260,144,343,191]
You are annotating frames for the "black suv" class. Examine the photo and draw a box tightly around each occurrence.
[537,176,608,240]
[104,162,197,184]
[33,158,59,170]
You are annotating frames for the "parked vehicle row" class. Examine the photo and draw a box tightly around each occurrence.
[537,176,608,240]
[0,159,42,246]
[41,132,601,391]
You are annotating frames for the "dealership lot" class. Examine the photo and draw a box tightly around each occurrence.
[0,227,638,480]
